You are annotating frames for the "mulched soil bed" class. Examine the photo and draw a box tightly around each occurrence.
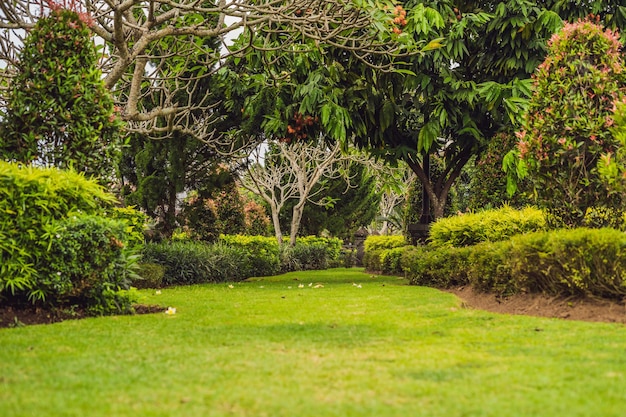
[0,304,164,328]
[447,286,626,324]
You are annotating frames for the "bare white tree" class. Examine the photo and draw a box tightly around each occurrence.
[366,159,415,235]
[241,138,358,246]
[0,0,414,143]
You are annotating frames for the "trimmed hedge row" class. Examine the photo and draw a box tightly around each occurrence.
[141,235,344,287]
[362,235,410,274]
[402,228,626,299]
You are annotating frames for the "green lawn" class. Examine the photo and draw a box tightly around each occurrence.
[1,268,625,417]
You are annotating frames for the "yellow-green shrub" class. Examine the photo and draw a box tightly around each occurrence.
[405,227,626,299]
[219,234,280,276]
[364,235,407,252]
[0,162,119,305]
[429,206,546,247]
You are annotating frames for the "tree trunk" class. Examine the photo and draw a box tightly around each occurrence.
[269,203,283,246]
[289,203,305,247]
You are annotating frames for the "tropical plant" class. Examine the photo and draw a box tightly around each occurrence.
[0,6,123,182]
[506,19,626,228]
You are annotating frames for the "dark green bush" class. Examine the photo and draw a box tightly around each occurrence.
[429,206,546,247]
[142,241,252,285]
[134,263,166,289]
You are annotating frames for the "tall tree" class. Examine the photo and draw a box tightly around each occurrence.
[227,1,625,225]
[286,162,380,240]
[0,0,421,142]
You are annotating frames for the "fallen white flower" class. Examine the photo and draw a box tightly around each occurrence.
[165,307,176,315]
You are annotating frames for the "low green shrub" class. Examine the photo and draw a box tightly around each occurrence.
[37,214,138,315]
[142,241,252,285]
[363,240,413,275]
[402,245,472,288]
[134,263,166,289]
[363,249,384,273]
[429,205,546,247]
[280,238,343,273]
[507,228,626,298]
[363,235,407,252]
[404,227,626,299]
[219,235,280,276]
[296,236,343,264]
[380,246,413,275]
[0,162,128,313]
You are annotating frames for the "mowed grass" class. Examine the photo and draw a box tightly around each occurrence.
[1,268,625,417]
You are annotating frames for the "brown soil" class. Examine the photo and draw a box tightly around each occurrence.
[447,286,626,324]
[0,304,164,329]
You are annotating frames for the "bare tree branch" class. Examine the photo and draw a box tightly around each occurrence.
[0,0,412,147]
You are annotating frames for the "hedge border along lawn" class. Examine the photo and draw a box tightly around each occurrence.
[1,268,625,417]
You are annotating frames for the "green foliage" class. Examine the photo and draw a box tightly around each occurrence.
[363,235,407,252]
[468,132,531,210]
[179,176,246,242]
[219,234,281,277]
[280,243,329,272]
[212,182,246,235]
[296,236,343,264]
[289,163,380,239]
[598,99,626,194]
[401,245,472,288]
[38,214,138,315]
[142,241,252,286]
[364,245,413,275]
[109,206,149,250]
[0,162,116,303]
[134,262,165,289]
[515,19,626,228]
[405,227,626,299]
[362,235,410,273]
[429,206,546,247]
[0,8,123,181]
[243,200,271,236]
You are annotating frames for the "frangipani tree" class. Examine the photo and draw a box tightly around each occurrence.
[0,0,421,142]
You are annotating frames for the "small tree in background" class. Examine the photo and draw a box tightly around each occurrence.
[510,18,626,228]
[243,200,271,236]
[0,6,123,182]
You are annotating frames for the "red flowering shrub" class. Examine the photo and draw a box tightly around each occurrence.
[517,18,626,227]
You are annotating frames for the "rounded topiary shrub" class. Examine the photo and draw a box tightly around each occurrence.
[517,19,626,228]
[0,7,123,181]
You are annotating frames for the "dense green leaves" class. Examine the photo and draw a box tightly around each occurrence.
[0,9,123,182]
[515,19,626,227]
[0,162,138,313]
